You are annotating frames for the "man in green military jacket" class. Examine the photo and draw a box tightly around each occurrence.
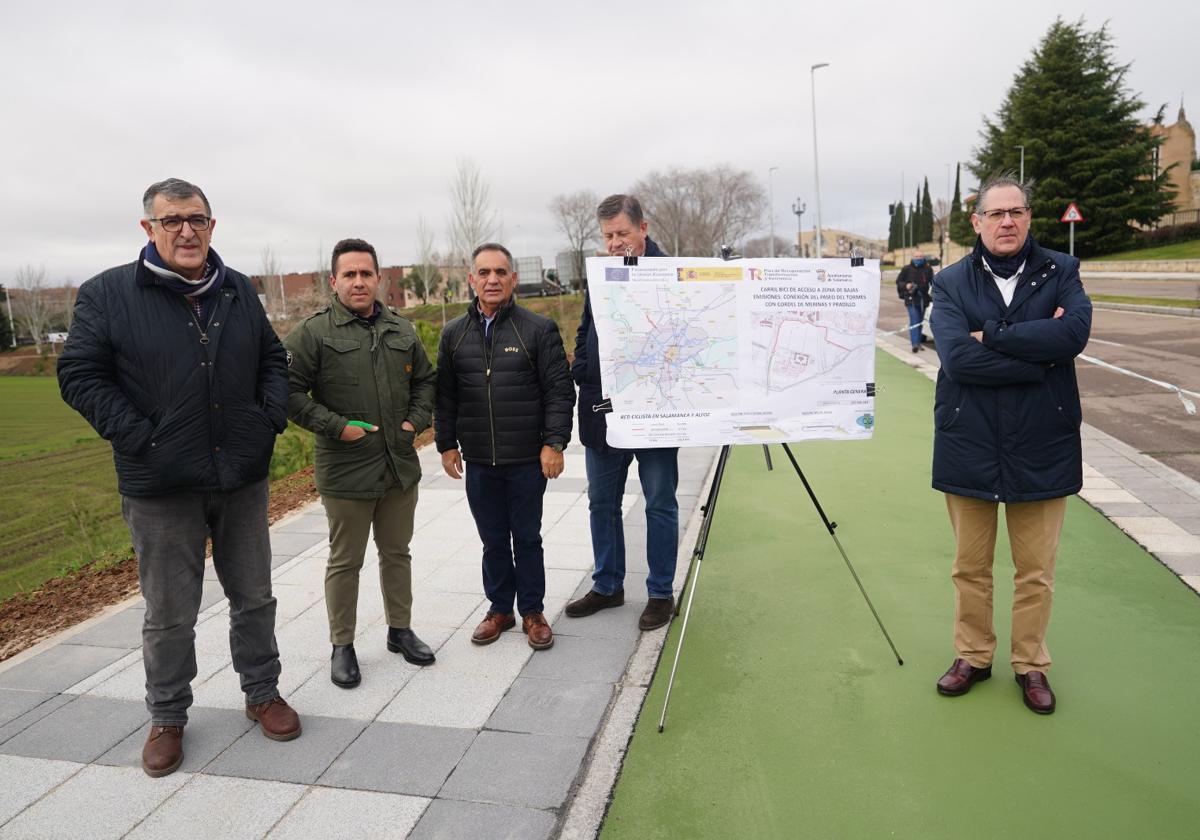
[284,238,437,688]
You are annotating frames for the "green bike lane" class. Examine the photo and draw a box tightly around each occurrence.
[601,350,1200,839]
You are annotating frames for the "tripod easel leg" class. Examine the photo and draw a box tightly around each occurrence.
[779,443,904,666]
[657,444,732,733]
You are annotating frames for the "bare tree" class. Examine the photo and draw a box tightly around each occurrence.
[12,265,52,354]
[740,235,793,258]
[260,245,284,319]
[549,190,599,293]
[446,157,499,270]
[632,165,767,256]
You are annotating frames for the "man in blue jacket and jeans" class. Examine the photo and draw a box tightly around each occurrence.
[565,194,680,632]
[929,173,1092,715]
[58,178,300,777]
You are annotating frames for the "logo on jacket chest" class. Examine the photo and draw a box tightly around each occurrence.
[502,346,520,354]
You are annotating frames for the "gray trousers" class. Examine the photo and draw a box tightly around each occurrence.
[122,478,281,726]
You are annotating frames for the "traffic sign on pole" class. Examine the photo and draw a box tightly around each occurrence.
[1060,203,1085,223]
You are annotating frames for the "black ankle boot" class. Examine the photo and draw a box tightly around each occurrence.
[331,644,360,688]
[386,627,435,666]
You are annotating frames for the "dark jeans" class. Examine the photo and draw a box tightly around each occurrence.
[122,479,280,726]
[585,446,679,599]
[464,461,547,616]
[906,301,926,349]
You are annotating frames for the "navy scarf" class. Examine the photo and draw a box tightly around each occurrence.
[141,242,226,325]
[974,235,1034,279]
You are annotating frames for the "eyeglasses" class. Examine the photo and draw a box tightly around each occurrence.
[977,207,1030,222]
[148,215,211,232]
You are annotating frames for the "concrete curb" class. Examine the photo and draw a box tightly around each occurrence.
[558,451,717,840]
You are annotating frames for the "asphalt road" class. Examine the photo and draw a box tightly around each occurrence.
[877,286,1200,483]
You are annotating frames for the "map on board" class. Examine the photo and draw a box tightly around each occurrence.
[586,257,880,448]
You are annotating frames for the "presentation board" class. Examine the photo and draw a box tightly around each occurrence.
[585,256,881,448]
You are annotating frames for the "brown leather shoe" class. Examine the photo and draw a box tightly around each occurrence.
[936,658,992,696]
[522,612,554,650]
[471,611,516,645]
[638,597,674,631]
[245,696,302,741]
[565,589,625,618]
[1016,671,1056,714]
[141,725,184,777]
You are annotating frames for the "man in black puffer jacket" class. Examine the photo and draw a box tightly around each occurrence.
[58,178,300,778]
[435,242,575,651]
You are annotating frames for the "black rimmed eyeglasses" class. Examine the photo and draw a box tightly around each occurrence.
[148,215,211,232]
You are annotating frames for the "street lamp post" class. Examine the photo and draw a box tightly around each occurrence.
[810,62,829,258]
[768,166,780,258]
[1015,145,1025,183]
[791,198,807,256]
[2,284,14,348]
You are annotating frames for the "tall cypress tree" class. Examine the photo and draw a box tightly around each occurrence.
[949,164,971,245]
[972,18,1174,256]
[887,203,901,251]
[920,179,935,243]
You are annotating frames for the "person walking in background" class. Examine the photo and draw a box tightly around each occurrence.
[897,249,934,352]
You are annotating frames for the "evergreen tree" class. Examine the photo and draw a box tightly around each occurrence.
[887,202,903,250]
[972,18,1174,256]
[913,190,921,245]
[895,202,907,250]
[949,163,975,246]
[0,286,12,350]
[920,179,935,243]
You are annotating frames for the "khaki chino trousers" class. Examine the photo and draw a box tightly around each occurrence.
[945,493,1067,674]
[322,484,418,645]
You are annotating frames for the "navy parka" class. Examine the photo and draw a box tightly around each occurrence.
[930,239,1092,503]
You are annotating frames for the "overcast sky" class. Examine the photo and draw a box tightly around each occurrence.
[1,0,1196,283]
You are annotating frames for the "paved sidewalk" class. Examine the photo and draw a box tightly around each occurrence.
[876,330,1200,594]
[0,444,715,840]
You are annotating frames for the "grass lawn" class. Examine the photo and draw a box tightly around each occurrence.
[0,378,129,600]
[1090,293,1199,308]
[602,350,1200,839]
[1094,239,1200,261]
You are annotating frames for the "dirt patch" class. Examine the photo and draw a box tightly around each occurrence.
[0,466,320,663]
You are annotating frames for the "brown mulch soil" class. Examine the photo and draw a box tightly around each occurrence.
[0,466,321,663]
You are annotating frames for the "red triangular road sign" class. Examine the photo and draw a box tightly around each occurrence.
[1060,203,1084,223]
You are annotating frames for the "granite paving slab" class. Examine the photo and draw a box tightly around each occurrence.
[0,763,187,840]
[487,677,614,739]
[520,633,639,684]
[0,695,73,747]
[0,645,129,694]
[439,730,589,810]
[265,787,429,840]
[408,798,556,840]
[0,695,148,763]
[0,690,56,729]
[267,530,329,557]
[63,607,145,650]
[0,756,80,826]
[318,721,475,797]
[376,669,511,730]
[124,774,307,840]
[204,713,366,785]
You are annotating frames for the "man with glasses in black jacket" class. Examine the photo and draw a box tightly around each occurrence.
[58,178,300,778]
